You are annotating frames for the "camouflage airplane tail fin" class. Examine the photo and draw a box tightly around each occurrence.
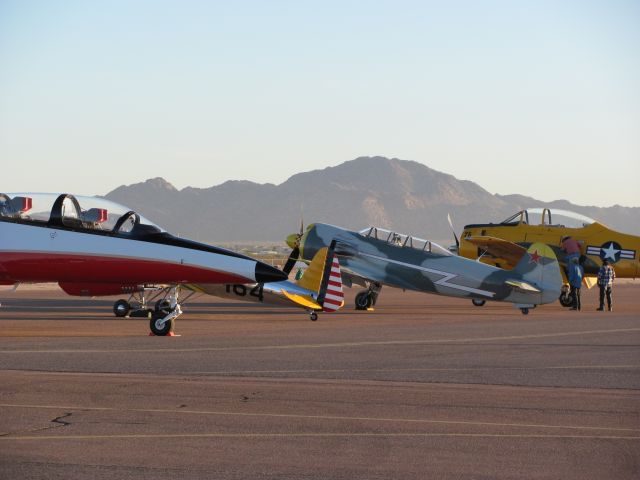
[296,241,344,312]
[508,242,563,305]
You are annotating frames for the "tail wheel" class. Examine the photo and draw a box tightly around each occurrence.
[355,291,372,310]
[471,299,486,307]
[113,299,131,317]
[149,314,174,336]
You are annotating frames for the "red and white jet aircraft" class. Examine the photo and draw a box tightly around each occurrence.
[0,192,287,335]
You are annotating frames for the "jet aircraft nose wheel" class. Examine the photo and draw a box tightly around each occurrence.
[149,314,175,336]
[355,291,372,310]
[471,299,486,307]
[113,299,131,317]
[309,311,318,321]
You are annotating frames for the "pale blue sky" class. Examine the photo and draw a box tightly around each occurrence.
[1,0,639,206]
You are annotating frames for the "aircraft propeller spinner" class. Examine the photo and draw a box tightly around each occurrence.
[283,215,305,275]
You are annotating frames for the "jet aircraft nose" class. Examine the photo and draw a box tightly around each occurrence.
[254,261,288,284]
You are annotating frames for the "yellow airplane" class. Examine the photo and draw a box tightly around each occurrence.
[454,208,639,307]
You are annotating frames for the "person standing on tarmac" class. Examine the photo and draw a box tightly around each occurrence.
[597,260,616,311]
[567,257,583,311]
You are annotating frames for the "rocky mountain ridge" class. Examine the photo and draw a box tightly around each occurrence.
[105,156,640,243]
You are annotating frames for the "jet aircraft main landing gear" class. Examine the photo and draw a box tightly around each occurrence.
[112,286,193,336]
[471,299,486,307]
[113,299,131,317]
[112,286,165,318]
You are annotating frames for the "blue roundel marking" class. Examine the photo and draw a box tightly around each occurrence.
[599,241,622,263]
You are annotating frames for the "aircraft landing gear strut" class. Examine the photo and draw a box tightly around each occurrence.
[558,285,572,307]
[355,282,382,311]
[113,286,165,318]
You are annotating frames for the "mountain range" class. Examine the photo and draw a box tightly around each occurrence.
[104,156,640,245]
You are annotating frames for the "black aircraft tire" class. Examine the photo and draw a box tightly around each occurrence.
[355,291,372,310]
[472,299,486,307]
[521,308,529,315]
[113,299,130,317]
[310,312,318,321]
[558,293,573,308]
[149,315,174,336]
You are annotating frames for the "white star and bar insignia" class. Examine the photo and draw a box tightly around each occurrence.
[586,241,635,263]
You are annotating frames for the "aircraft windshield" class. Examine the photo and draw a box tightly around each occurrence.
[501,208,597,228]
[1,193,165,233]
[358,227,452,255]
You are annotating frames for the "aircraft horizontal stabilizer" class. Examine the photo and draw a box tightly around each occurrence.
[294,241,344,313]
[281,290,322,310]
[505,279,541,293]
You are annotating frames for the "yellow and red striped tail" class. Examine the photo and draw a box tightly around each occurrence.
[322,255,344,312]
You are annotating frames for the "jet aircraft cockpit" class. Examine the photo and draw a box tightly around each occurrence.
[500,208,597,229]
[359,227,452,255]
[0,193,165,236]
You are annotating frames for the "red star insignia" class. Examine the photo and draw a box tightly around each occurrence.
[528,250,542,264]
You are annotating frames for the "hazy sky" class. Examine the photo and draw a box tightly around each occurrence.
[1,1,639,207]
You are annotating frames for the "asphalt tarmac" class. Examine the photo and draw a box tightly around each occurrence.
[1,285,639,479]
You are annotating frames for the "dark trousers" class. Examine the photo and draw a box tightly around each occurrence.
[599,285,613,309]
[570,286,581,310]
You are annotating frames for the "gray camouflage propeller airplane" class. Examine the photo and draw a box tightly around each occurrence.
[286,223,563,314]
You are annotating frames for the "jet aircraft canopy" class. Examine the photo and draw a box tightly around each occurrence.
[358,227,452,256]
[0,193,165,235]
[501,208,597,229]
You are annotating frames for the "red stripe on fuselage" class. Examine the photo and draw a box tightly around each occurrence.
[0,252,251,284]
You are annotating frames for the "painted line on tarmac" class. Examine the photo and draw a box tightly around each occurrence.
[186,364,640,375]
[1,327,639,354]
[1,432,639,441]
[2,403,639,434]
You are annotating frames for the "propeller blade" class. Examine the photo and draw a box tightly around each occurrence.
[284,212,305,276]
[447,213,460,254]
[282,247,300,276]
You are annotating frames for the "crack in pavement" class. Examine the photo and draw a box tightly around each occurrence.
[0,412,72,438]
